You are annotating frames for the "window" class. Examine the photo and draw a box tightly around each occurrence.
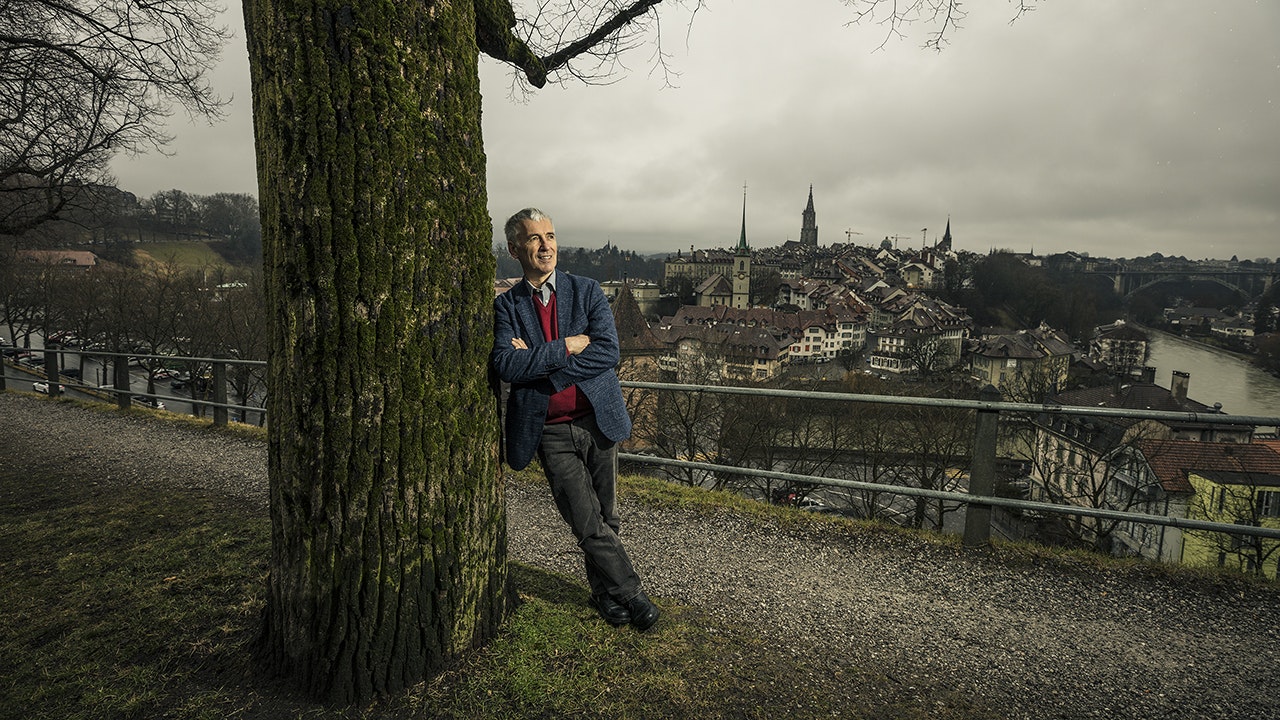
[1258,491,1280,518]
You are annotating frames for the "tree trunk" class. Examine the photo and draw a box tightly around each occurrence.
[243,0,507,703]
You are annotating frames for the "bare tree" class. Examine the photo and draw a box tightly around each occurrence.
[55,266,108,380]
[0,0,229,237]
[896,400,973,531]
[128,261,198,394]
[1024,415,1173,552]
[8,254,61,347]
[210,269,268,420]
[904,331,958,378]
[198,192,262,263]
[837,396,906,522]
[1187,472,1280,578]
[998,359,1067,404]
[639,337,727,487]
[720,387,849,506]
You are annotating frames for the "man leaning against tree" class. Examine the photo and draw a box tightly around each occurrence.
[488,206,660,627]
[491,207,661,631]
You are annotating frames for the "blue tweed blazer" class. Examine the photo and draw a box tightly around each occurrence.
[491,271,632,470]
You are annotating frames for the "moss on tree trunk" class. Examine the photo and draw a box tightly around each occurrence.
[243,0,507,703]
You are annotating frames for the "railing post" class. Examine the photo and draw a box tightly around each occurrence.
[212,358,228,427]
[114,355,131,410]
[963,384,1002,548]
[41,350,61,397]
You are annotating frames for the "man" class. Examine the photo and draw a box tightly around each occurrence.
[491,207,660,631]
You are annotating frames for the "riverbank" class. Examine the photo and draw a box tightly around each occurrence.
[1135,321,1258,363]
[1126,323,1280,425]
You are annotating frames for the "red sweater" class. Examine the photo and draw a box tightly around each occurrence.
[535,292,592,424]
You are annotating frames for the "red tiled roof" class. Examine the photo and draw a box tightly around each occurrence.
[1137,440,1280,493]
[612,283,666,353]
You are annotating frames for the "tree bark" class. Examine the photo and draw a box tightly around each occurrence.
[243,0,507,703]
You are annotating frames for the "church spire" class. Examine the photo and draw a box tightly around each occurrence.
[800,184,818,247]
[732,185,751,309]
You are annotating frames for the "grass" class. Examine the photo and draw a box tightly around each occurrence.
[0,461,1002,720]
[133,241,228,269]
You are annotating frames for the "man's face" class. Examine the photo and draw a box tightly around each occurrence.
[509,217,557,284]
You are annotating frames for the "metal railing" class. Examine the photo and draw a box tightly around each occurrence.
[1,346,266,427]
[617,380,1280,548]
[7,350,1280,552]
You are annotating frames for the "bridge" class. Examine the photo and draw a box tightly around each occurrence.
[1087,266,1277,298]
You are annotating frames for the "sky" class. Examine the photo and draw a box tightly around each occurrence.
[110,1,1280,261]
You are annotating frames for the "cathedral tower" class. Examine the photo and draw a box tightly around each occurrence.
[800,184,818,247]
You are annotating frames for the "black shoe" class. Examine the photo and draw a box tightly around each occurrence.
[623,591,660,632]
[588,593,631,626]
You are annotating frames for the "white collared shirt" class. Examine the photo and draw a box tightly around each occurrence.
[527,270,557,305]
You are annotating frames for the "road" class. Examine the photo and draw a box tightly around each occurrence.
[2,342,266,424]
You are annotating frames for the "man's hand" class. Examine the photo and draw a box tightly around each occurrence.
[510,335,589,354]
[564,334,591,355]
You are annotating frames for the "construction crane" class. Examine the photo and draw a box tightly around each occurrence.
[844,228,864,242]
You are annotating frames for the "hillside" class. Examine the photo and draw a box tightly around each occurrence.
[132,240,233,268]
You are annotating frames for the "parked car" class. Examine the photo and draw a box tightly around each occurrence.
[32,381,66,394]
[132,395,166,410]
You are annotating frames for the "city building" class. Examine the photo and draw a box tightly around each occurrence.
[1091,319,1150,373]
[970,324,1075,397]
[601,279,660,317]
[1102,439,1280,577]
[1026,372,1260,561]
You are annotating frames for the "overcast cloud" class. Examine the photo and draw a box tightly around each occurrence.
[111,1,1280,261]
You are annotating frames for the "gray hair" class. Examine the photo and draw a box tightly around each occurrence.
[504,207,553,246]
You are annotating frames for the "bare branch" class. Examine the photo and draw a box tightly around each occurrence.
[483,0,696,90]
[841,0,1038,52]
[538,0,665,76]
[0,0,229,236]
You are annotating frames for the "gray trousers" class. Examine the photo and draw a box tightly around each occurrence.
[536,414,642,602]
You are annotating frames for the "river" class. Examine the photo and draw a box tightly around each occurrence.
[1143,329,1280,432]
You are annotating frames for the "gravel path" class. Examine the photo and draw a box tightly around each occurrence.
[3,391,1277,719]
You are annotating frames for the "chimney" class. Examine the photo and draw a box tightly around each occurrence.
[1171,370,1190,403]
[1140,366,1156,384]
